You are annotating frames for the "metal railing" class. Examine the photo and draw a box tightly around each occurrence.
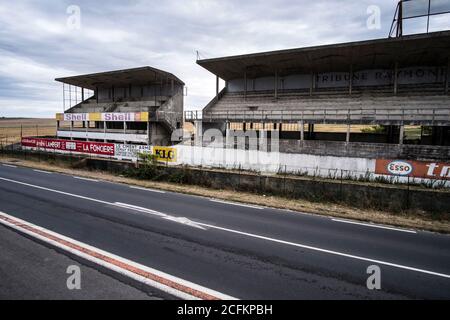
[185,108,450,124]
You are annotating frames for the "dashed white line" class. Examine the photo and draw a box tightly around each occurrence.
[130,186,166,194]
[73,176,99,182]
[193,221,450,279]
[33,169,52,174]
[332,218,417,234]
[210,199,265,210]
[2,164,17,168]
[115,202,206,230]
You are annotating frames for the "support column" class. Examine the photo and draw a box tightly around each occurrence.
[225,121,232,149]
[216,76,220,100]
[85,121,89,142]
[194,121,203,147]
[299,120,305,141]
[393,62,399,95]
[399,125,405,145]
[346,124,351,143]
[104,121,107,143]
[445,59,449,95]
[70,121,73,141]
[349,65,353,96]
[310,72,315,96]
[244,72,247,100]
[147,121,150,147]
[274,70,278,99]
[123,121,127,144]
[81,88,85,101]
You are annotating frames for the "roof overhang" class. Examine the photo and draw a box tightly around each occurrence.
[197,31,450,80]
[55,66,185,90]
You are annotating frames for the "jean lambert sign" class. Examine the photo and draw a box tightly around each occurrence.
[57,112,149,122]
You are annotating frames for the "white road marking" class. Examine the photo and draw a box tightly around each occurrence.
[2,164,17,168]
[33,169,52,174]
[1,176,449,279]
[130,186,166,194]
[0,211,236,300]
[332,218,417,234]
[115,202,206,230]
[193,221,450,279]
[210,199,265,210]
[0,177,204,230]
[73,176,99,182]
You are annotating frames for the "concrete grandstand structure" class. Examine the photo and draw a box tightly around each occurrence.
[188,31,450,161]
[55,67,184,146]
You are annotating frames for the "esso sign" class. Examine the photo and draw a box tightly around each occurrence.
[387,161,413,176]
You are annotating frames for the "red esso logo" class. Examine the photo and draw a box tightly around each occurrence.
[387,161,413,176]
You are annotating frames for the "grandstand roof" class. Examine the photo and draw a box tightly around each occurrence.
[55,66,185,89]
[197,31,450,80]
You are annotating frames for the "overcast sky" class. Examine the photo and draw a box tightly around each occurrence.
[0,0,449,117]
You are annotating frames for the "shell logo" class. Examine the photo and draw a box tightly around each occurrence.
[387,161,413,176]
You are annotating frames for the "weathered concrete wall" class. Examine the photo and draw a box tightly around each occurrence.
[82,158,450,214]
[278,140,450,161]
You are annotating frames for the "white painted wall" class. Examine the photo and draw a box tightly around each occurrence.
[173,145,376,178]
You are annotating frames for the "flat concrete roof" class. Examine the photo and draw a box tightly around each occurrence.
[55,66,185,89]
[197,31,450,80]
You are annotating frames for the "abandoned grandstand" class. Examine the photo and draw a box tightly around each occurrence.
[55,66,184,147]
[188,31,450,161]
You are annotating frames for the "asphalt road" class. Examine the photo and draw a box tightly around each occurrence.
[0,163,449,299]
[0,223,156,300]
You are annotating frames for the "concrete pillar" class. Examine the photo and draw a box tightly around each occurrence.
[123,121,127,144]
[147,121,150,147]
[349,65,353,96]
[346,124,351,143]
[244,72,247,100]
[445,59,449,95]
[216,76,219,100]
[194,121,203,147]
[225,122,232,149]
[85,121,89,142]
[274,70,278,99]
[393,62,399,95]
[104,121,107,143]
[399,125,404,145]
[299,120,304,141]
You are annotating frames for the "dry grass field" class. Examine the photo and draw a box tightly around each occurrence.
[0,118,56,145]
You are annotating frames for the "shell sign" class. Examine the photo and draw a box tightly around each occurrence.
[376,159,450,180]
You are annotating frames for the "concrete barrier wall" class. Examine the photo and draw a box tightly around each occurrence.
[174,145,376,177]
[83,158,450,214]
